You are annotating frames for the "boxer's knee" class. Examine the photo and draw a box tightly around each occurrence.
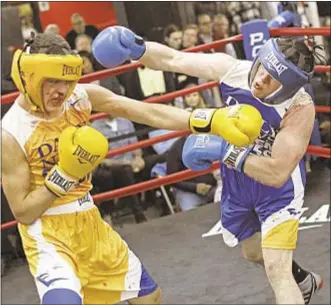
[128,286,162,305]
[242,249,264,264]
[241,232,264,265]
[42,288,82,305]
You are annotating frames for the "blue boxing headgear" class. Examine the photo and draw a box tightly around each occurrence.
[248,38,313,105]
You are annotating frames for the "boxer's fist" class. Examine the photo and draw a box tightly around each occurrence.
[189,104,263,147]
[92,26,146,68]
[45,126,108,197]
[182,134,223,171]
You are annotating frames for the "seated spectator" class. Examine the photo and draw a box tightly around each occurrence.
[197,13,213,44]
[212,14,237,58]
[75,34,92,53]
[175,80,215,111]
[78,51,123,94]
[166,136,217,211]
[65,13,99,49]
[181,24,199,49]
[44,24,60,35]
[163,24,182,50]
[91,116,147,224]
[182,83,207,111]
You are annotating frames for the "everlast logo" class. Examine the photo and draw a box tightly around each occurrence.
[48,170,75,192]
[226,147,241,168]
[73,145,100,165]
[265,51,288,76]
[62,65,81,76]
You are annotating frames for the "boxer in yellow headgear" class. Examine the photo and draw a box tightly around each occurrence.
[2,33,262,305]
[11,40,82,112]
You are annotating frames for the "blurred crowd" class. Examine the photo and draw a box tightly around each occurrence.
[1,2,330,277]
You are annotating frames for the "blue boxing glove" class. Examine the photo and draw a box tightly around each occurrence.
[92,26,146,68]
[183,134,253,172]
[182,134,224,171]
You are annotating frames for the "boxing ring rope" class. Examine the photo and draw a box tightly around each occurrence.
[1,26,331,230]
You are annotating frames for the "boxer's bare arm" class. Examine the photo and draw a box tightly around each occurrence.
[1,130,57,225]
[243,94,315,187]
[139,41,237,81]
[85,84,190,130]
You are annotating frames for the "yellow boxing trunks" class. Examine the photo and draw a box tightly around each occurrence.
[18,193,158,304]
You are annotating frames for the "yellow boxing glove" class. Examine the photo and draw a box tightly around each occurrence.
[189,104,263,147]
[45,126,108,197]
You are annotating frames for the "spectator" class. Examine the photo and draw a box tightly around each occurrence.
[166,136,217,211]
[44,24,60,35]
[78,51,95,75]
[65,13,99,49]
[184,84,206,109]
[176,83,207,110]
[181,24,199,49]
[163,24,182,50]
[78,51,123,94]
[91,116,147,224]
[75,34,92,53]
[212,14,237,58]
[197,13,213,44]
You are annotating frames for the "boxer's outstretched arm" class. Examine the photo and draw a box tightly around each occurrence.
[85,84,190,131]
[1,130,57,225]
[242,95,315,187]
[140,41,237,81]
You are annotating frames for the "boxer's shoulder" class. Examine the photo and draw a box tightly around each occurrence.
[291,88,313,107]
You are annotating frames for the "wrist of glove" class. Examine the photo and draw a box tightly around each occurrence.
[221,144,252,172]
[44,165,77,197]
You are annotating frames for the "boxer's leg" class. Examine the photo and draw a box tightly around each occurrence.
[240,232,315,287]
[241,232,264,264]
[82,217,160,305]
[258,194,322,304]
[263,248,303,304]
[19,219,83,305]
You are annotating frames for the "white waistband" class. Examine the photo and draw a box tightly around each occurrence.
[43,193,95,216]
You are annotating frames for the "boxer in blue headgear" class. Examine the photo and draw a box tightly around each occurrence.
[248,38,314,105]
[92,27,325,304]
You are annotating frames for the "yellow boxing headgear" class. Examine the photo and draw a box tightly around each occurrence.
[11,49,83,112]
